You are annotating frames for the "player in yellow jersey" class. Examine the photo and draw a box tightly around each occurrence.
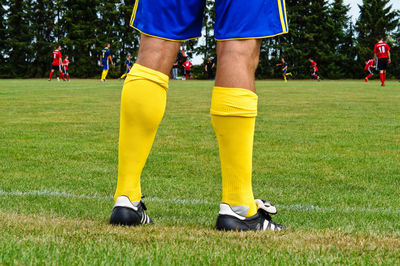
[119,54,132,80]
[100,43,114,81]
[110,0,289,231]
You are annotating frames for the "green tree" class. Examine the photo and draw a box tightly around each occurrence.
[114,0,140,75]
[390,21,400,78]
[324,0,354,78]
[355,0,397,64]
[0,0,8,76]
[6,0,33,77]
[30,0,58,77]
[193,0,216,61]
[62,0,100,77]
[192,0,217,79]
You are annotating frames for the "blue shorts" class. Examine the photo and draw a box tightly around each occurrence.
[130,0,288,41]
[282,69,287,75]
[102,62,109,70]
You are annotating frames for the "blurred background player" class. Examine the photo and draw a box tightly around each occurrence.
[364,58,375,82]
[119,54,132,80]
[205,57,215,80]
[100,43,114,82]
[309,58,320,81]
[172,57,179,79]
[182,58,193,80]
[62,55,70,81]
[373,36,391,86]
[276,58,292,82]
[48,45,66,81]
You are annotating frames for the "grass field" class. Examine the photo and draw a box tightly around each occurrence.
[0,79,399,264]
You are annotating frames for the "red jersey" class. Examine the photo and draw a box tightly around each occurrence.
[62,59,69,70]
[364,59,374,71]
[52,50,62,66]
[373,42,390,59]
[183,61,192,71]
[310,60,318,71]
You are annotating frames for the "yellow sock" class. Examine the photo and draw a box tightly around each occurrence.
[211,86,258,217]
[284,76,287,82]
[114,64,168,202]
[101,70,109,80]
[120,73,127,79]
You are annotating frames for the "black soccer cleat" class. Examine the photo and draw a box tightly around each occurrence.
[216,199,286,231]
[110,196,153,226]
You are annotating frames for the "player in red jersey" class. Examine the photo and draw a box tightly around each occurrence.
[309,58,320,81]
[364,59,375,82]
[373,36,391,86]
[62,56,70,81]
[182,58,193,80]
[48,45,66,81]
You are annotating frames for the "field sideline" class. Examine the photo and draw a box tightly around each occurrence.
[0,79,399,264]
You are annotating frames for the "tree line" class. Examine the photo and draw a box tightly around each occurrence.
[0,0,399,79]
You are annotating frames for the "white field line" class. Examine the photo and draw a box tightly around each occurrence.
[0,189,399,214]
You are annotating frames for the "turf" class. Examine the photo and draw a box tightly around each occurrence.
[0,79,399,264]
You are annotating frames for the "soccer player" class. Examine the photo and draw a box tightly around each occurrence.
[100,43,114,82]
[48,45,66,81]
[205,57,215,80]
[309,58,320,81]
[373,36,391,86]
[110,0,289,231]
[276,58,292,82]
[119,54,132,80]
[364,58,375,82]
[62,55,70,81]
[182,58,193,80]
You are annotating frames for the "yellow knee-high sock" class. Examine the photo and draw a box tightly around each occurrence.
[284,76,287,82]
[101,70,109,80]
[211,86,258,217]
[120,73,127,79]
[114,64,168,202]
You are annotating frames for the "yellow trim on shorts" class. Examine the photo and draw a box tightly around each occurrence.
[129,0,201,42]
[216,0,289,41]
[277,0,288,33]
[282,0,288,31]
[129,0,288,42]
[215,31,288,41]
[129,0,139,26]
[131,26,201,42]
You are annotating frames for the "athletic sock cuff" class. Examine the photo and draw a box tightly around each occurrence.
[126,63,169,91]
[210,86,258,117]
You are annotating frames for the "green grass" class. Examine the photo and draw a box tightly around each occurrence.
[0,79,399,264]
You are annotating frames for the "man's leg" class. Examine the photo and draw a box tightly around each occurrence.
[212,40,286,231]
[101,69,109,81]
[49,70,54,80]
[379,70,384,85]
[59,71,66,81]
[211,39,260,218]
[383,70,387,85]
[111,34,181,226]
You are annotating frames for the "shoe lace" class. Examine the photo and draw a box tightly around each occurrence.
[139,200,148,211]
[255,199,277,215]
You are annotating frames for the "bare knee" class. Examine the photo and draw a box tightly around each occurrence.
[217,40,261,72]
[215,40,261,91]
[136,34,182,75]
